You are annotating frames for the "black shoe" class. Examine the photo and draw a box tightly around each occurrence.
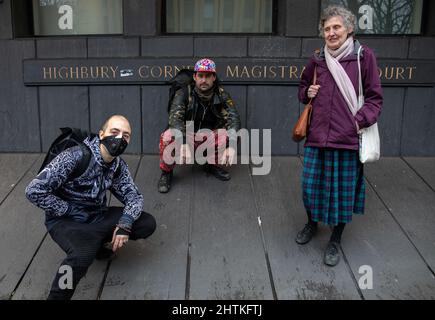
[96,245,115,261]
[158,171,173,193]
[204,164,231,181]
[324,241,341,266]
[295,223,318,245]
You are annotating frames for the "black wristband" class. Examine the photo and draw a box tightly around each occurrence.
[116,227,130,236]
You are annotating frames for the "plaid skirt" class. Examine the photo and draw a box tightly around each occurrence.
[302,147,365,225]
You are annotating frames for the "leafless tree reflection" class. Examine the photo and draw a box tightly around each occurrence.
[322,0,420,34]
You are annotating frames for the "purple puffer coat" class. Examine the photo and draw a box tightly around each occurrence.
[298,40,383,150]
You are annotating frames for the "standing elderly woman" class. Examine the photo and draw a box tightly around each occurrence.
[295,6,383,266]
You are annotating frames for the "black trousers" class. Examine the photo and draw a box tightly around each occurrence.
[47,207,156,300]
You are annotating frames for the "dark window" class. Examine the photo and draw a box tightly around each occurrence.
[321,0,423,35]
[165,0,274,33]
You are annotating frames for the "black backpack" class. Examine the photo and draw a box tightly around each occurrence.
[166,69,195,113]
[38,127,97,179]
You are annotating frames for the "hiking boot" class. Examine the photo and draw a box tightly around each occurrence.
[324,241,341,267]
[158,171,173,193]
[295,223,318,245]
[96,244,115,260]
[204,164,231,181]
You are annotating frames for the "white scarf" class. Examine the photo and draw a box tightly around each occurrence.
[324,37,360,116]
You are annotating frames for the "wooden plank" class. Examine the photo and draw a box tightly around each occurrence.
[0,154,40,204]
[0,155,45,299]
[251,157,361,299]
[403,157,435,191]
[188,165,274,299]
[12,155,141,300]
[364,158,435,272]
[100,155,191,299]
[11,231,109,300]
[341,180,435,299]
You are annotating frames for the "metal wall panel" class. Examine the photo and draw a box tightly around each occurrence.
[0,40,39,151]
[142,37,194,57]
[378,87,405,156]
[141,85,169,154]
[195,37,247,57]
[249,37,301,58]
[401,87,435,155]
[89,86,142,154]
[0,0,12,39]
[247,86,299,155]
[37,38,88,151]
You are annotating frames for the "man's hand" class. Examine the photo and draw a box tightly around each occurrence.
[220,147,236,166]
[179,144,192,164]
[111,227,129,252]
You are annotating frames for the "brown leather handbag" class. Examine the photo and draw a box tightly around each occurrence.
[292,67,317,142]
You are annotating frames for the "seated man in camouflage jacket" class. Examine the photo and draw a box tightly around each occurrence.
[158,58,241,193]
[25,115,156,299]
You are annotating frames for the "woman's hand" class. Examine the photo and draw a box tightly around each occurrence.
[308,85,321,98]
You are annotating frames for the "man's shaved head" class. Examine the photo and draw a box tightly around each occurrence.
[99,115,132,144]
[100,115,130,132]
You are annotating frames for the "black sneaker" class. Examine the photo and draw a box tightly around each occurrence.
[324,241,341,266]
[158,171,173,193]
[96,245,115,260]
[295,223,318,245]
[204,164,231,181]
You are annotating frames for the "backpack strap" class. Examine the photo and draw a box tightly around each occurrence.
[69,145,92,180]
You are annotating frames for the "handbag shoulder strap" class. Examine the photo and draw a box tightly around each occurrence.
[308,66,317,105]
[357,46,364,109]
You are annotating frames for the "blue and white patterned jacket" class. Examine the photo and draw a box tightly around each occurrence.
[25,136,143,231]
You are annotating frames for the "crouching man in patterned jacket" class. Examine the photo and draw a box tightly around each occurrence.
[25,115,156,300]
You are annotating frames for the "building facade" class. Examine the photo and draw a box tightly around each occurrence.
[1,0,434,155]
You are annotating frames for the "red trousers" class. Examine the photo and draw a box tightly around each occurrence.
[159,129,228,172]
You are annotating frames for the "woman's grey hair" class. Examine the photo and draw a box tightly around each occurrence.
[319,5,356,37]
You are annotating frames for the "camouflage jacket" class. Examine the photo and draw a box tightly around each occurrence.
[168,84,241,140]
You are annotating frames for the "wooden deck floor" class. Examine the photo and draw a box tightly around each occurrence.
[0,154,434,300]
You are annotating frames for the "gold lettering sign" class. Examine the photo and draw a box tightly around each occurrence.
[225,65,306,80]
[41,66,120,80]
[378,66,416,80]
[138,65,193,79]
[33,61,423,85]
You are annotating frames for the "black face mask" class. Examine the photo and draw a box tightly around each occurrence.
[101,135,128,157]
